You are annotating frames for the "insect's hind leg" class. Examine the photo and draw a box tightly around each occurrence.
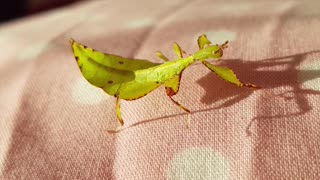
[105,96,124,133]
[115,96,124,126]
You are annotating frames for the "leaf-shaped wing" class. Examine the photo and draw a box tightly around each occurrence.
[70,39,160,96]
[70,39,159,71]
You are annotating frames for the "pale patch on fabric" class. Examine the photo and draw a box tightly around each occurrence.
[216,2,255,15]
[17,42,48,61]
[126,18,154,29]
[72,78,107,105]
[0,32,17,66]
[0,31,12,45]
[196,31,236,45]
[166,147,230,180]
[298,59,320,91]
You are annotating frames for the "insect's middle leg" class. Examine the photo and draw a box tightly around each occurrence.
[165,75,190,113]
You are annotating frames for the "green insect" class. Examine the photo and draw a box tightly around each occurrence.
[70,34,258,126]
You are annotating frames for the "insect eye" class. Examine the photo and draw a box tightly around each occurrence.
[213,49,222,54]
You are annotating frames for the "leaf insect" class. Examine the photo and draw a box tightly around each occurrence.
[70,34,259,126]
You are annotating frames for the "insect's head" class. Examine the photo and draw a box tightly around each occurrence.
[192,41,229,61]
[212,40,229,58]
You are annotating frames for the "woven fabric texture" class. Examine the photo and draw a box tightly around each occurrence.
[1,0,320,179]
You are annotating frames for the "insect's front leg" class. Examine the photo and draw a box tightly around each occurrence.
[173,42,184,58]
[156,42,187,62]
[156,51,169,62]
[202,61,260,88]
[197,34,212,49]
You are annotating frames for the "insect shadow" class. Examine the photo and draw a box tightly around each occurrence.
[116,50,320,133]
[198,50,320,135]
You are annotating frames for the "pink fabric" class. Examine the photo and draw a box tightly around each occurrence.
[1,0,320,179]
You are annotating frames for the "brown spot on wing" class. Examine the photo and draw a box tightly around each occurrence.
[119,61,124,64]
[107,80,114,84]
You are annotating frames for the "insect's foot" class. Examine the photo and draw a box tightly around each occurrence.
[106,126,125,133]
[242,83,261,89]
[183,107,191,113]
